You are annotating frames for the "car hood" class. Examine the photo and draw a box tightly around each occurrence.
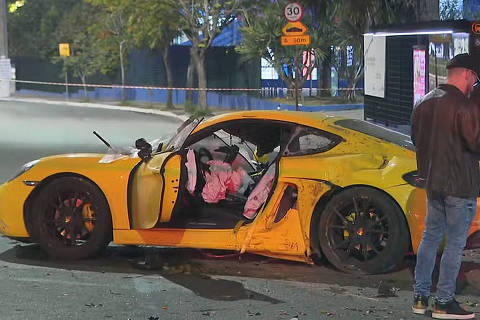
[13,152,141,185]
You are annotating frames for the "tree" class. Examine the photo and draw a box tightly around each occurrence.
[335,0,416,33]
[127,0,180,109]
[415,0,439,21]
[238,0,327,102]
[330,0,417,100]
[7,0,77,58]
[54,2,102,99]
[59,34,102,99]
[87,0,134,102]
[177,0,241,110]
[440,0,462,20]
[333,24,364,101]
[302,0,341,97]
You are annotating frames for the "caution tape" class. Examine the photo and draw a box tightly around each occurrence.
[0,78,364,92]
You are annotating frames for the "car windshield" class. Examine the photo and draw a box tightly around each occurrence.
[333,119,414,151]
[164,117,203,152]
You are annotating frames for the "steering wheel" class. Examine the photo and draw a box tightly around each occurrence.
[197,147,213,165]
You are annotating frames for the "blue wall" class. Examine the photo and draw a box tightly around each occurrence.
[17,87,363,112]
[463,0,480,19]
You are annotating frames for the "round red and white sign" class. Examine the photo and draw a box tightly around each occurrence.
[284,2,303,22]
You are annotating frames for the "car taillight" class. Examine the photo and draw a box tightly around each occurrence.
[402,171,425,187]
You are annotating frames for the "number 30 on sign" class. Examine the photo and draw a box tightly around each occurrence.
[284,2,303,22]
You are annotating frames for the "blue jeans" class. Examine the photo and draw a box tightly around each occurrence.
[414,192,476,302]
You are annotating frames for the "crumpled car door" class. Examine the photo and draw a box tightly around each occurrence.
[130,152,181,228]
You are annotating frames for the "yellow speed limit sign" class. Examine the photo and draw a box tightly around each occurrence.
[59,43,70,57]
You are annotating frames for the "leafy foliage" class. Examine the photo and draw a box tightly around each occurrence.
[53,2,102,99]
[238,0,327,97]
[127,0,180,50]
[440,0,462,20]
[7,0,77,57]
[333,0,416,99]
[177,0,241,109]
[86,0,135,101]
[238,0,418,101]
[7,0,440,105]
[127,0,181,108]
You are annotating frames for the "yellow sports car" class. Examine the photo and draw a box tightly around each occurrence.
[1,111,480,274]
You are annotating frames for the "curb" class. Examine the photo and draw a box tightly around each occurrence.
[0,96,189,121]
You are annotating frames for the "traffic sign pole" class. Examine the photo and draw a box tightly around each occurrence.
[294,57,299,111]
[283,2,307,111]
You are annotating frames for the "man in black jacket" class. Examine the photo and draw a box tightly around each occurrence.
[411,53,480,319]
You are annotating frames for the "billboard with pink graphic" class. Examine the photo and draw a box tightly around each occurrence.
[413,48,426,105]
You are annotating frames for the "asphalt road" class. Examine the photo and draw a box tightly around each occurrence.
[0,98,479,320]
[0,99,181,184]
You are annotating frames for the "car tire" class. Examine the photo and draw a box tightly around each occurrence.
[316,186,409,274]
[32,176,112,260]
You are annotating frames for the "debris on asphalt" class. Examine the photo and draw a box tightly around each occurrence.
[247,310,261,316]
[147,316,159,320]
[377,280,399,297]
[329,286,347,294]
[109,289,122,296]
[84,303,103,308]
[134,253,198,274]
[320,310,334,316]
[465,300,478,307]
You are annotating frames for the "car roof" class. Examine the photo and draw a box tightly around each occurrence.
[193,111,415,152]
[194,110,342,132]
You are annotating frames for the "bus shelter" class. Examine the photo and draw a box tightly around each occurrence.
[363,20,480,128]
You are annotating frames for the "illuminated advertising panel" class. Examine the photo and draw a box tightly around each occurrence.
[364,35,386,98]
[413,48,426,105]
[453,32,469,55]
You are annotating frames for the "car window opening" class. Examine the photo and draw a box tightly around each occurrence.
[160,121,292,229]
[273,185,298,223]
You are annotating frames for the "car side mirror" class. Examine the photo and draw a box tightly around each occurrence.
[135,138,152,161]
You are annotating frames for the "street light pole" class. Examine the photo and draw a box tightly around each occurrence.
[0,0,12,98]
[0,0,8,58]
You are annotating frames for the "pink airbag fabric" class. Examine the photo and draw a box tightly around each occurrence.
[243,165,276,219]
[185,149,197,195]
[202,160,247,203]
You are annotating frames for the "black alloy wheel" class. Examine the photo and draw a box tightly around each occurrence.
[32,176,112,260]
[316,187,409,274]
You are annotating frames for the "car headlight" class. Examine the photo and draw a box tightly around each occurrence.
[7,160,39,183]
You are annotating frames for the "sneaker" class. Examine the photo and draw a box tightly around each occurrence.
[412,295,429,315]
[432,299,475,319]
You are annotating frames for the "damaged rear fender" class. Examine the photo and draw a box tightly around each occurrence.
[308,183,341,261]
[278,178,336,260]
[239,178,333,262]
